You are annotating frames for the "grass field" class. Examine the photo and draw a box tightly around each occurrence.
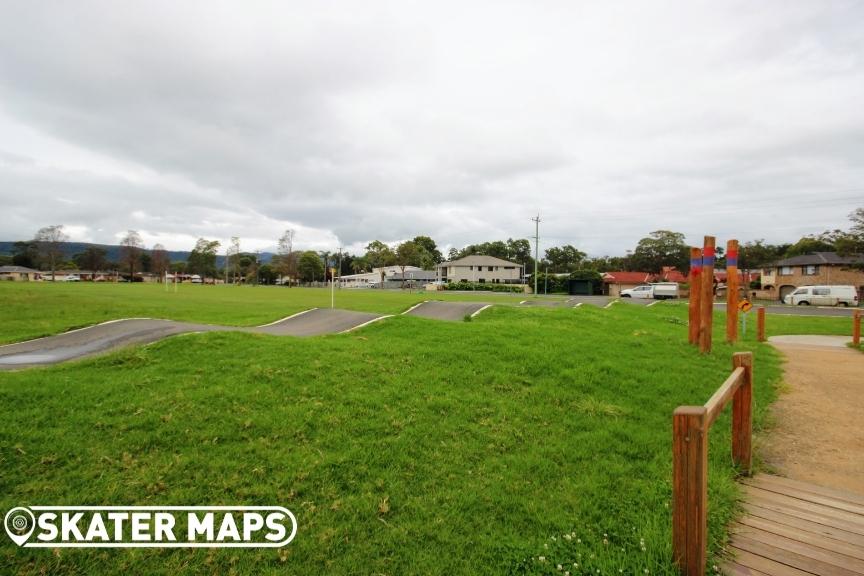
[0,282,546,345]
[0,284,856,575]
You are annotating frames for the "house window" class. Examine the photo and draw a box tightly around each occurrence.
[478,278,486,283]
[504,266,515,269]
[803,265,819,275]
[468,265,473,271]
[487,266,493,271]
[779,266,793,275]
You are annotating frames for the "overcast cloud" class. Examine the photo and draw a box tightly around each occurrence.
[1,0,863,256]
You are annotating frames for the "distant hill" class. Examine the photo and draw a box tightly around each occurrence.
[0,241,275,266]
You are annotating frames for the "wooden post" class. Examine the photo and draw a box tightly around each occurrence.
[731,352,753,473]
[757,306,766,342]
[698,236,716,354]
[673,406,708,575]
[854,309,861,347]
[688,247,702,345]
[726,240,739,343]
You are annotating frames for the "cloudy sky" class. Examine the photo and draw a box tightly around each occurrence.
[1,1,863,257]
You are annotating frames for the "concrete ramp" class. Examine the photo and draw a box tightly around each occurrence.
[0,319,228,369]
[255,308,385,336]
[404,301,490,321]
[0,309,388,370]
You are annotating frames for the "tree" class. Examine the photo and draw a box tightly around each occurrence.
[545,245,586,273]
[274,229,296,284]
[12,241,39,268]
[34,225,69,280]
[738,240,785,270]
[226,237,241,284]
[298,251,325,282]
[258,263,277,285]
[447,247,459,261]
[629,230,689,273]
[187,238,220,279]
[150,244,170,278]
[412,235,443,265]
[119,230,144,279]
[73,246,107,272]
[364,240,396,269]
[395,240,425,287]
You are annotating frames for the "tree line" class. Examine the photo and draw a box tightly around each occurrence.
[3,208,861,283]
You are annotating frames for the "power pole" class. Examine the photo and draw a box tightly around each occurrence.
[531,214,541,296]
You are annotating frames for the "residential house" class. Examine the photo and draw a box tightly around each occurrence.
[435,255,524,284]
[760,252,864,302]
[601,271,652,297]
[338,266,428,288]
[0,265,41,281]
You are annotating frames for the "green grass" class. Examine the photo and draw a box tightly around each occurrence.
[1,302,782,575]
[0,282,551,345]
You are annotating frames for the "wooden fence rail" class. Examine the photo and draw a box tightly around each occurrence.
[672,352,753,575]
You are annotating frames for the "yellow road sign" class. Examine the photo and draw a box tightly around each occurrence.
[739,299,753,313]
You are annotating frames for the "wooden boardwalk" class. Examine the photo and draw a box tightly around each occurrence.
[723,474,864,575]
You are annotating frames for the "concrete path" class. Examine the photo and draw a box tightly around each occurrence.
[403,301,490,321]
[0,308,384,370]
[762,335,864,493]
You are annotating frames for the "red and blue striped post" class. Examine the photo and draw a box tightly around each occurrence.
[688,247,702,345]
[699,236,716,354]
[726,239,739,343]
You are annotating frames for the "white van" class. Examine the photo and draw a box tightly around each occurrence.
[620,283,679,300]
[783,285,859,307]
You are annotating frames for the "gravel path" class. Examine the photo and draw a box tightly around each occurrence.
[761,335,864,493]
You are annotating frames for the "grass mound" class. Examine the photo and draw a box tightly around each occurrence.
[0,304,780,575]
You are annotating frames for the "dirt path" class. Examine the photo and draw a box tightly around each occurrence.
[761,335,864,494]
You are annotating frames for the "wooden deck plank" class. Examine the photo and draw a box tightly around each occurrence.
[748,476,864,508]
[743,503,864,548]
[738,515,864,561]
[743,478,864,516]
[723,559,774,576]
[733,524,864,573]
[743,489,864,536]
[726,548,818,576]
[725,476,864,576]
[731,534,862,576]
[743,486,864,526]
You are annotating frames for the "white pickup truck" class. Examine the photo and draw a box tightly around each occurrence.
[620,282,679,300]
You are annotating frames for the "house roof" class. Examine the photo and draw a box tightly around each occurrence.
[0,265,40,273]
[602,271,652,284]
[773,251,864,267]
[437,255,522,268]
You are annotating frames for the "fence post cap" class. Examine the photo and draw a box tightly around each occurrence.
[732,351,753,365]
[673,405,707,417]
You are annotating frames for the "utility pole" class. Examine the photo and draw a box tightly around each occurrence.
[531,214,541,296]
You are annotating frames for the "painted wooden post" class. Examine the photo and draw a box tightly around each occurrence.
[688,247,702,345]
[757,306,766,342]
[731,352,753,473]
[672,406,708,575]
[698,236,716,354]
[854,309,861,347]
[726,240,739,343]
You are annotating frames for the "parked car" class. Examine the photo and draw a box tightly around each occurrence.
[190,275,203,284]
[61,274,81,282]
[783,285,858,307]
[620,282,679,300]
